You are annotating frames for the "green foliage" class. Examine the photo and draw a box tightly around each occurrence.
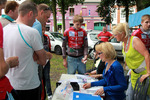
[96,0,136,24]
[31,0,51,5]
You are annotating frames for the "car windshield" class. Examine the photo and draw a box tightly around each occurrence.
[89,33,99,41]
[50,33,63,41]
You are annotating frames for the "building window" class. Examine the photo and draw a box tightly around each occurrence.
[70,8,74,16]
[121,8,125,18]
[94,23,99,26]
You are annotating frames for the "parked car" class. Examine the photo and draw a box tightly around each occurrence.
[45,31,63,55]
[87,30,123,59]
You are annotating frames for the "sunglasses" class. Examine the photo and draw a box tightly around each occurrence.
[97,52,103,55]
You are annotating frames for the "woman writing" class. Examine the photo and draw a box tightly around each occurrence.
[83,42,127,100]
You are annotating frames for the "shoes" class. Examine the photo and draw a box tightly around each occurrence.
[48,95,52,100]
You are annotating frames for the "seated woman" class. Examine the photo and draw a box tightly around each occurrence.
[83,42,127,100]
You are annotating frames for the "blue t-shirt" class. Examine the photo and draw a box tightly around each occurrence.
[32,19,42,36]
[91,60,127,100]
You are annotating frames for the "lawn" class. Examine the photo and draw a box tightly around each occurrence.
[50,53,93,93]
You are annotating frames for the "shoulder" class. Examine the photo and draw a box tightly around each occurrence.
[131,29,142,36]
[112,61,122,69]
[64,27,73,36]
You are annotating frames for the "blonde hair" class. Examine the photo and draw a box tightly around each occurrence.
[73,14,83,23]
[95,42,116,60]
[141,14,150,22]
[112,22,129,38]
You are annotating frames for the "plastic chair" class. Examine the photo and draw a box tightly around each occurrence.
[133,76,150,100]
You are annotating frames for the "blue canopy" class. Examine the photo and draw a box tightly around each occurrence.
[128,6,150,28]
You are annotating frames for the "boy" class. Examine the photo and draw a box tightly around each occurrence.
[62,14,88,74]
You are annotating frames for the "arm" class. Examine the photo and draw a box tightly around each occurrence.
[82,32,88,63]
[35,49,46,65]
[97,34,101,41]
[62,31,68,68]
[0,49,19,79]
[133,38,150,82]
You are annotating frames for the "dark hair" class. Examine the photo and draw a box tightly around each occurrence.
[4,1,19,14]
[93,41,103,52]
[0,0,7,5]
[18,1,37,16]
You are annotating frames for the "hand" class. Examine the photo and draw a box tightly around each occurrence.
[140,74,150,82]
[63,59,67,68]
[82,83,91,89]
[33,52,38,61]
[94,88,104,96]
[46,51,52,59]
[6,56,19,68]
[82,55,87,64]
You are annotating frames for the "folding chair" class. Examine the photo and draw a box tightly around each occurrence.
[133,76,150,100]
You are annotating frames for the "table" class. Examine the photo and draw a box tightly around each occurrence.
[52,74,103,100]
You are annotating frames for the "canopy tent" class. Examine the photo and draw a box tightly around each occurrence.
[128,6,150,28]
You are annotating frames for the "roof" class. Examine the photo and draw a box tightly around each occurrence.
[128,6,150,28]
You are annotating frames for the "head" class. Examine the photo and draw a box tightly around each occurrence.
[73,14,83,30]
[141,14,150,31]
[95,42,116,62]
[37,4,52,26]
[4,1,19,20]
[102,27,107,33]
[18,1,37,26]
[112,22,129,42]
[0,0,7,15]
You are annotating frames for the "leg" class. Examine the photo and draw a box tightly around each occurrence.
[77,56,86,74]
[67,56,77,74]
[16,86,41,100]
[126,81,133,100]
[43,61,52,96]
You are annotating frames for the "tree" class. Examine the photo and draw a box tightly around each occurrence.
[135,0,150,11]
[57,0,84,33]
[97,0,135,24]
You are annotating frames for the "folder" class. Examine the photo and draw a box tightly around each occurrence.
[73,92,101,100]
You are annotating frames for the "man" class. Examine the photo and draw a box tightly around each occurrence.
[3,1,46,100]
[62,14,88,74]
[0,1,19,27]
[132,14,150,52]
[97,27,112,42]
[32,3,52,100]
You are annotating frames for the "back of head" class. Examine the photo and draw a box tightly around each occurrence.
[37,3,51,12]
[112,22,129,38]
[95,42,116,60]
[0,0,7,5]
[4,1,19,14]
[18,1,37,17]
[73,14,83,23]
[141,14,150,22]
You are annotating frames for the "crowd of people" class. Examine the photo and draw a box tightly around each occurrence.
[0,0,150,100]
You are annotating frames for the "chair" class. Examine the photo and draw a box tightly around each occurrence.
[133,76,150,100]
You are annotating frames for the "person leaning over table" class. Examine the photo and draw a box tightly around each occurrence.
[112,22,150,100]
[83,42,127,100]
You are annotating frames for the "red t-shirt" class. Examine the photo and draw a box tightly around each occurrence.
[0,76,13,99]
[0,23,3,48]
[97,31,112,42]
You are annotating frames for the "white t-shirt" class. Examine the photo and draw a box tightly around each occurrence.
[3,23,43,90]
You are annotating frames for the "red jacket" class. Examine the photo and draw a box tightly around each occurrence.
[132,28,150,51]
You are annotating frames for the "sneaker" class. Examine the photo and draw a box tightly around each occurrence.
[48,95,52,100]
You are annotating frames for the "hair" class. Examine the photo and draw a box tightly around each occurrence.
[18,1,37,17]
[112,22,129,38]
[73,14,83,23]
[95,42,116,60]
[141,14,150,22]
[37,3,52,12]
[4,1,19,14]
[0,0,7,5]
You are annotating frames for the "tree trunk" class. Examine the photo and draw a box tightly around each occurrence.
[125,5,129,22]
[52,0,57,32]
[61,0,65,34]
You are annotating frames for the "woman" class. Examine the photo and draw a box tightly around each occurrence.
[83,42,127,100]
[112,22,150,99]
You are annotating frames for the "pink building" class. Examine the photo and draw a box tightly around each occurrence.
[48,0,103,32]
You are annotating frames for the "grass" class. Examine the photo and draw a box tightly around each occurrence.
[50,53,93,93]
